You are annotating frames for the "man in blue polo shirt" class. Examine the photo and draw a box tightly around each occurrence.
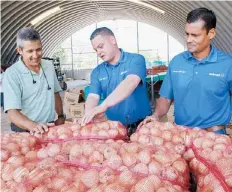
[81,27,151,135]
[140,8,232,134]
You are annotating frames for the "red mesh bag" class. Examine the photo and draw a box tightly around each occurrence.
[38,120,127,143]
[132,121,187,155]
[51,139,190,189]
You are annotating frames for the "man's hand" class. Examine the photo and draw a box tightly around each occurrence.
[81,104,107,125]
[55,117,65,126]
[29,122,51,135]
[138,115,159,129]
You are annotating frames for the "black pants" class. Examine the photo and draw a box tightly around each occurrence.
[11,123,29,132]
[126,118,144,137]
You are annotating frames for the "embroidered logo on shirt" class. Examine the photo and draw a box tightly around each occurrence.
[173,70,186,74]
[99,77,108,81]
[120,70,128,75]
[209,73,225,77]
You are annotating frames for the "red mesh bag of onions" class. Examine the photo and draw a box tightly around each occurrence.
[187,133,232,192]
[49,139,190,190]
[37,120,127,143]
[131,121,188,156]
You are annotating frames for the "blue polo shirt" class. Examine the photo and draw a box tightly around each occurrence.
[160,45,232,129]
[89,49,151,125]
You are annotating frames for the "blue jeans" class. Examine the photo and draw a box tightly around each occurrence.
[213,128,226,134]
[1,92,3,109]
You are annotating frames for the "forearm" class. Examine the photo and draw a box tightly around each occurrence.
[85,94,100,113]
[153,97,172,119]
[55,92,63,115]
[101,76,139,108]
[8,109,36,130]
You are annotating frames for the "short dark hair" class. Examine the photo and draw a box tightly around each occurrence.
[90,27,115,40]
[17,27,41,48]
[187,7,216,33]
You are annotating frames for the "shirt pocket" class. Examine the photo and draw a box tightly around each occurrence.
[199,72,227,95]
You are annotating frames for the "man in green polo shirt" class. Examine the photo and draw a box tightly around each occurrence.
[3,27,66,134]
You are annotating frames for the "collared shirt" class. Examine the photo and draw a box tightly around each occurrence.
[89,49,151,125]
[3,57,62,123]
[160,45,232,128]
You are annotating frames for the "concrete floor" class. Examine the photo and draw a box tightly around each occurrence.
[1,107,11,133]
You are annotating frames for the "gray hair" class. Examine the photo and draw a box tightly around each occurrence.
[16,27,41,48]
[90,27,115,40]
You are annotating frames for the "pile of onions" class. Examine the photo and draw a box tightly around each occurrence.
[40,120,127,141]
[130,121,187,155]
[1,133,39,162]
[36,139,189,187]
[185,132,232,191]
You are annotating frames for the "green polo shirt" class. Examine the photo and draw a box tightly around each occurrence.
[3,58,62,123]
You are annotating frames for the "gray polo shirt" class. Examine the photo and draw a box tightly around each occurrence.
[3,58,62,123]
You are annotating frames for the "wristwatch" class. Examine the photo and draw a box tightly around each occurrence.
[58,114,66,119]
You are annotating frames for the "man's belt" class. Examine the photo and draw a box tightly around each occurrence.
[205,125,225,132]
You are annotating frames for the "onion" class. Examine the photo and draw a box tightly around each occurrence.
[98,130,109,138]
[148,161,162,175]
[150,128,162,137]
[59,134,70,139]
[7,156,25,167]
[213,144,226,151]
[13,167,29,183]
[123,143,139,153]
[162,131,172,141]
[70,144,83,157]
[103,147,117,159]
[122,153,137,167]
[2,164,14,181]
[51,177,69,191]
[82,143,94,156]
[153,152,171,164]
[0,150,10,161]
[99,168,115,184]
[20,146,30,155]
[104,155,122,170]
[47,143,61,157]
[150,136,164,146]
[139,127,150,135]
[172,160,186,173]
[37,148,48,159]
[118,170,137,187]
[97,122,110,130]
[6,142,19,152]
[138,134,150,144]
[33,185,49,192]
[104,183,126,192]
[58,168,73,181]
[133,163,148,175]
[138,149,151,164]
[81,169,99,188]
[134,176,156,192]
[161,167,178,180]
[174,144,186,155]
[130,133,139,142]
[108,129,119,138]
[201,139,214,149]
[225,174,232,187]
[25,151,37,161]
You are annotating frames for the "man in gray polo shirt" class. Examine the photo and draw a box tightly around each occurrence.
[3,27,66,134]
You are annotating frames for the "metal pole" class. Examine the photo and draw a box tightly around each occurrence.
[137,21,139,53]
[70,35,74,79]
[167,33,169,64]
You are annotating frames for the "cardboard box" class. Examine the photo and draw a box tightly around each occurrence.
[64,91,79,105]
[68,103,85,118]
